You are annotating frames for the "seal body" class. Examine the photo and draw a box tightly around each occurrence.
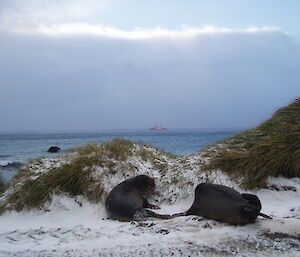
[47,146,61,153]
[105,175,170,221]
[173,183,271,225]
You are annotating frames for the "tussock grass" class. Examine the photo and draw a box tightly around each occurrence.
[136,147,158,162]
[71,138,134,161]
[1,138,137,212]
[0,176,9,214]
[0,138,175,213]
[0,175,8,195]
[206,98,300,189]
[6,163,96,211]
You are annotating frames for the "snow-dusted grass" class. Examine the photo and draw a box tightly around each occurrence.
[0,139,224,213]
[0,177,299,257]
[0,139,171,213]
[0,139,299,256]
[0,175,7,194]
[205,98,300,189]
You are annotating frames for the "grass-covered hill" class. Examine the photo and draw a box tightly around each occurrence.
[0,139,217,214]
[0,98,299,214]
[0,139,172,213]
[205,98,300,189]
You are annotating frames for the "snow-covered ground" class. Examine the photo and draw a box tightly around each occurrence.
[0,148,299,257]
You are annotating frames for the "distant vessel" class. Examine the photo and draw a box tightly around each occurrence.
[149,125,168,131]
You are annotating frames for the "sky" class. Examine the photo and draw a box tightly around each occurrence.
[0,0,300,131]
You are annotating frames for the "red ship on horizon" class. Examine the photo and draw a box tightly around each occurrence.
[149,125,168,131]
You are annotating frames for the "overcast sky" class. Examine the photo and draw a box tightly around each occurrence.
[0,1,299,131]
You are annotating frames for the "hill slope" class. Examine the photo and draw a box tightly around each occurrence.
[206,98,300,188]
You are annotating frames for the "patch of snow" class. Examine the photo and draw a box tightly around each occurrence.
[1,183,300,257]
[258,177,300,219]
[0,146,299,256]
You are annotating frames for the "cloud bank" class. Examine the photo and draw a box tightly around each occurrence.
[0,25,299,131]
[1,22,282,39]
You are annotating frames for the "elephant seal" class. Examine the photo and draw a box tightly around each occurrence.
[172,183,272,225]
[105,175,171,221]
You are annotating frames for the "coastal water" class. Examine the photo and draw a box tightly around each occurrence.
[0,128,241,181]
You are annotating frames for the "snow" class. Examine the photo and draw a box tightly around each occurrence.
[0,152,299,256]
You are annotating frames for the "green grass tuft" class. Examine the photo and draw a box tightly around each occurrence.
[205,98,300,189]
[0,175,8,195]
[2,138,137,212]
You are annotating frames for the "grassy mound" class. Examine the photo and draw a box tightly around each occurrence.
[206,98,300,189]
[0,138,171,213]
[0,175,8,195]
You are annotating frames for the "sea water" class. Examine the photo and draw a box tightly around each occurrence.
[0,128,241,181]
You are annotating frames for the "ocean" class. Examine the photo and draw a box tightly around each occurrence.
[0,128,240,181]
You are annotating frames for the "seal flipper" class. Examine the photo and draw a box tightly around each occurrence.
[134,208,173,220]
[144,200,161,210]
[144,209,173,219]
[258,213,273,219]
[171,202,201,218]
[170,211,188,218]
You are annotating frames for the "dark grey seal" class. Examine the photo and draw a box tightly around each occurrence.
[172,183,272,225]
[47,146,61,153]
[105,175,171,221]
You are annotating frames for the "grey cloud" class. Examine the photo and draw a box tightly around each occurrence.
[0,30,299,131]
